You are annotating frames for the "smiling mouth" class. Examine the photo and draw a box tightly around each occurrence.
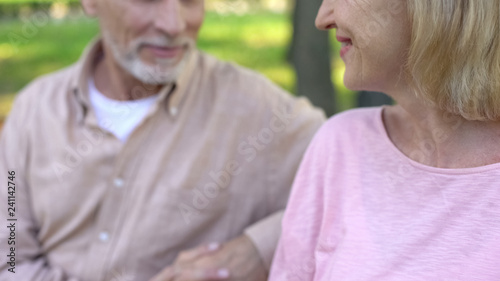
[341,41,352,48]
[336,35,353,57]
[340,41,352,57]
[143,45,184,59]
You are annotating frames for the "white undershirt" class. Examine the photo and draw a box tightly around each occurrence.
[88,78,158,142]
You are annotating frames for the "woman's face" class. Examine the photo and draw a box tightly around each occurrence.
[316,0,411,93]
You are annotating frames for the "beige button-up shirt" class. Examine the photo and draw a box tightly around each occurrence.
[0,39,325,281]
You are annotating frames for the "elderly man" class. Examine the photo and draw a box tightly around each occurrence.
[0,0,325,280]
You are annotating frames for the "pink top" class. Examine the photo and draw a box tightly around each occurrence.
[269,107,500,281]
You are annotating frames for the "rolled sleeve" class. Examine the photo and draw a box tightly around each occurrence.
[244,211,284,271]
[245,93,325,272]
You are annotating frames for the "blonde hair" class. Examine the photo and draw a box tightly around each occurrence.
[407,0,500,121]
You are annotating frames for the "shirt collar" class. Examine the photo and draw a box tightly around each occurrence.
[70,37,199,122]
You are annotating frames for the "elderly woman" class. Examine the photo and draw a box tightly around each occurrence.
[269,0,500,280]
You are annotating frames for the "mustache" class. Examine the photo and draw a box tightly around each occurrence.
[130,36,195,50]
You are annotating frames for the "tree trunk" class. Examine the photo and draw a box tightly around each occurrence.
[289,0,336,116]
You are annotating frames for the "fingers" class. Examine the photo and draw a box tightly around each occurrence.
[175,267,230,281]
[149,266,230,281]
[149,266,176,281]
[176,242,221,265]
[151,242,224,281]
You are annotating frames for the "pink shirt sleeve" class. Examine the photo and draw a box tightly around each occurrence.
[269,125,328,280]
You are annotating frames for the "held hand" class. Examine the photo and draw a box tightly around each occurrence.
[150,235,267,281]
[185,235,267,281]
[149,243,227,281]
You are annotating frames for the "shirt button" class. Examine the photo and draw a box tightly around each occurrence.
[99,232,110,242]
[113,178,124,188]
[170,107,178,116]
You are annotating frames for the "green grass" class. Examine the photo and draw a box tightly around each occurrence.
[0,11,356,120]
[199,12,296,93]
[0,0,77,3]
[0,17,99,96]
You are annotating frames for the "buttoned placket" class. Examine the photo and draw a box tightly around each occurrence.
[85,92,176,280]
[70,43,194,279]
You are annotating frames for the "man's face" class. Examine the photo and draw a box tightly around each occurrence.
[83,0,205,84]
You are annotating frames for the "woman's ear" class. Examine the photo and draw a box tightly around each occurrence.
[81,0,98,16]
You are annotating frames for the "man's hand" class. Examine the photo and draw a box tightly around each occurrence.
[149,235,267,281]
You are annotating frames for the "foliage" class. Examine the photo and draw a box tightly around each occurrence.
[0,11,355,121]
[0,0,78,3]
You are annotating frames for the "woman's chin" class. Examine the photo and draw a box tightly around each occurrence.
[343,75,384,93]
[343,77,364,92]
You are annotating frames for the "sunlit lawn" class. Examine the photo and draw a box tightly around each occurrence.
[0,11,355,122]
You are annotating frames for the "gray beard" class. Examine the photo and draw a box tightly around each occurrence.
[101,29,193,85]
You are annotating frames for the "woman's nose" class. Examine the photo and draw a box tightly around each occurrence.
[316,0,337,30]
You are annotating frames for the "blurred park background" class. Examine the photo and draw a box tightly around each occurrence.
[0,0,391,129]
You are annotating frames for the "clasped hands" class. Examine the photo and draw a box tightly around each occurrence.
[150,235,267,281]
